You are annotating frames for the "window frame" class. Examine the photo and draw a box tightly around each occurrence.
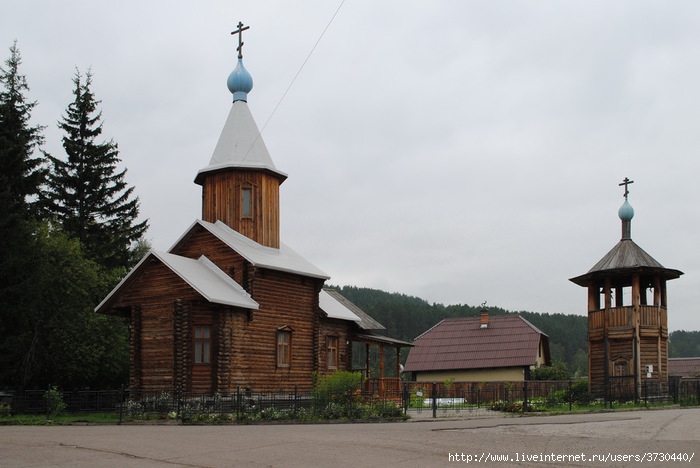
[194,325,212,365]
[276,327,293,368]
[327,335,339,370]
[241,186,253,219]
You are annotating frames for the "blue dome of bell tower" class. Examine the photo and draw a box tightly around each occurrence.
[618,198,634,221]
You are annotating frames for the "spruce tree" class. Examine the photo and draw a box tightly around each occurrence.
[42,69,148,270]
[0,41,46,215]
[0,43,47,384]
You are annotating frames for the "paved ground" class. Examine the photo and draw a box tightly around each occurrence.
[0,408,698,467]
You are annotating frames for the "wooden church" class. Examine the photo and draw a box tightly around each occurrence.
[570,179,682,399]
[96,24,411,395]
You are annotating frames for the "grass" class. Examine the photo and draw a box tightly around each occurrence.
[0,412,120,425]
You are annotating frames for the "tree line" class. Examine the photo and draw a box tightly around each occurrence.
[331,285,699,378]
[0,42,148,390]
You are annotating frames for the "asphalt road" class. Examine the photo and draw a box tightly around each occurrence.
[0,408,697,467]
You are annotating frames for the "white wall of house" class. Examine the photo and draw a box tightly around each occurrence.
[414,367,526,382]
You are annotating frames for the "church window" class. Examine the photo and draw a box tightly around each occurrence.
[242,187,252,218]
[277,329,292,367]
[613,358,629,376]
[194,326,211,364]
[327,336,339,369]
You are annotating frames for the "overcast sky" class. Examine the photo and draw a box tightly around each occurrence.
[3,1,699,332]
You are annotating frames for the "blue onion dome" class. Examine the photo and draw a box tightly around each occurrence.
[618,198,634,221]
[227,58,253,102]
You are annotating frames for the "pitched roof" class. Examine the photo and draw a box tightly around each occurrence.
[95,251,259,313]
[570,239,683,286]
[320,288,385,331]
[194,100,287,185]
[668,357,700,378]
[173,220,330,280]
[403,315,548,373]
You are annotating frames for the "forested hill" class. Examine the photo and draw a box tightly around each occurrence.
[330,285,590,375]
[330,285,700,376]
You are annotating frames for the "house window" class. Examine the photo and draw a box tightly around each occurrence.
[327,336,339,369]
[277,329,291,367]
[242,187,252,218]
[194,326,211,364]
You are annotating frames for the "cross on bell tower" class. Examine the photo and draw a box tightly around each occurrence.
[619,177,634,199]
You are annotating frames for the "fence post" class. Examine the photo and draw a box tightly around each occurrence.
[293,385,298,419]
[45,384,51,420]
[118,385,124,424]
[568,380,572,412]
[402,383,409,415]
[523,380,528,414]
[175,388,181,422]
[236,386,241,422]
[643,379,648,408]
[431,382,437,419]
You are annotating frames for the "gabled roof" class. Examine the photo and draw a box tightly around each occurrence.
[172,220,330,280]
[668,357,700,378]
[320,288,385,331]
[570,239,683,286]
[95,250,259,314]
[194,100,287,185]
[403,315,548,373]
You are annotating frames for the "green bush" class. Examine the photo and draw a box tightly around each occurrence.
[313,371,363,419]
[568,380,593,404]
[530,361,570,380]
[44,386,67,417]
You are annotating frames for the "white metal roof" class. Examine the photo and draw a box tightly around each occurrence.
[319,289,361,322]
[194,100,287,184]
[179,220,330,280]
[95,250,259,313]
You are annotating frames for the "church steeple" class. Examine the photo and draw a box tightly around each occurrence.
[194,23,287,248]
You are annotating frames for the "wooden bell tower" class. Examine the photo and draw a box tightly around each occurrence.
[570,178,682,399]
[194,23,287,248]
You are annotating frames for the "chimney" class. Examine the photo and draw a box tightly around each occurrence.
[480,310,489,329]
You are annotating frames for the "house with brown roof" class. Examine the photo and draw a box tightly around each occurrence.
[669,358,700,378]
[403,312,550,382]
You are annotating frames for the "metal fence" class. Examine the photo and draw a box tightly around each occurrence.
[2,378,697,423]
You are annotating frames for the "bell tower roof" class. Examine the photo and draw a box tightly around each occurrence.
[195,23,287,186]
[569,178,683,287]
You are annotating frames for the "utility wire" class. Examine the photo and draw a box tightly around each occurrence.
[237,0,346,166]
[259,0,346,135]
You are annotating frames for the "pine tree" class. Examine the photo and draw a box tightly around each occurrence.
[0,42,47,384]
[0,41,46,215]
[42,69,148,270]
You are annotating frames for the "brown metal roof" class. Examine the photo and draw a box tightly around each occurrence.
[403,315,549,373]
[570,239,683,287]
[668,357,700,378]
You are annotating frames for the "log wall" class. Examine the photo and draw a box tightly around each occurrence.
[200,170,281,248]
[108,223,357,395]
